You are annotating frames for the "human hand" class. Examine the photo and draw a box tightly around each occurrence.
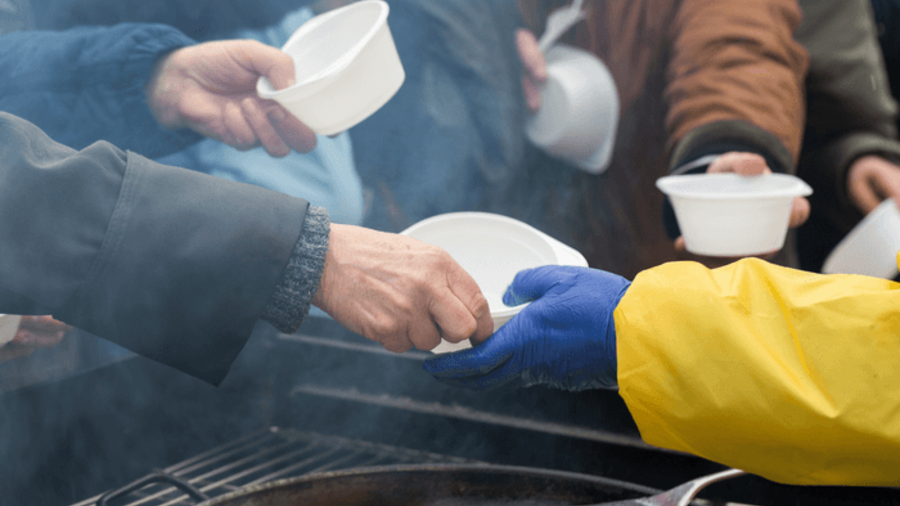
[146,40,317,157]
[673,152,811,267]
[312,224,493,353]
[423,265,630,391]
[0,316,71,362]
[516,29,548,112]
[847,155,900,214]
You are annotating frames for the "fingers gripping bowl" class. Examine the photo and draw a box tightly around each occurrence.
[400,212,588,353]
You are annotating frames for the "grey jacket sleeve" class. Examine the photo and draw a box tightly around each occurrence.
[0,112,328,385]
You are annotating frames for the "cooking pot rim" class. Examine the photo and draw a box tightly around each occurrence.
[197,462,664,506]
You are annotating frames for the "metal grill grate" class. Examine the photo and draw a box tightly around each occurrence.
[71,427,482,506]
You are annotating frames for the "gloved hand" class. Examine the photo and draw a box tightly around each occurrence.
[423,265,631,391]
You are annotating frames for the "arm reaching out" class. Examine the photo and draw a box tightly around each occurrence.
[428,258,900,486]
[146,40,317,157]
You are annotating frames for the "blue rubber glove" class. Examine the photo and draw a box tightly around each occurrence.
[423,265,631,391]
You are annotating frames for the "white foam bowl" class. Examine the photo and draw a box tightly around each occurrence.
[0,314,22,347]
[525,44,619,174]
[822,198,900,279]
[400,212,588,354]
[257,0,405,136]
[656,173,813,257]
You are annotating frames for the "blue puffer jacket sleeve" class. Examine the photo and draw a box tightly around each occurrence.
[0,23,203,158]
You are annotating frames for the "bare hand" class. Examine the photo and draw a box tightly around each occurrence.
[312,225,493,353]
[847,155,900,214]
[146,40,317,157]
[516,29,548,112]
[673,152,810,266]
[0,316,71,362]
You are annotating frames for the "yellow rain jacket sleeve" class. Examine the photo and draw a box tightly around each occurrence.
[614,257,900,486]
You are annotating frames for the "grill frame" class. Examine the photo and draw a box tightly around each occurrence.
[71,427,484,506]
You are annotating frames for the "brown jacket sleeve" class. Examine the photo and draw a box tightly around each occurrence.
[665,0,809,173]
[519,0,808,173]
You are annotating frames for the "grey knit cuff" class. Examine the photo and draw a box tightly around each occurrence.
[260,206,330,334]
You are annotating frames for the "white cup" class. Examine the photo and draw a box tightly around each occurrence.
[822,199,900,279]
[400,212,588,354]
[257,0,405,136]
[525,44,619,174]
[656,173,813,257]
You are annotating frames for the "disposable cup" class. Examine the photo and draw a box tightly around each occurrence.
[656,173,813,257]
[400,212,587,354]
[257,0,404,136]
[525,44,619,174]
[822,198,900,279]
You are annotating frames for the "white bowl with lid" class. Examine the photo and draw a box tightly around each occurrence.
[257,0,404,136]
[401,212,587,354]
[656,173,813,257]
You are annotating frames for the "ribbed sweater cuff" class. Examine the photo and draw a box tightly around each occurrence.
[261,206,330,333]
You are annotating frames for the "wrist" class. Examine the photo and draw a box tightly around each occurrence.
[145,49,187,130]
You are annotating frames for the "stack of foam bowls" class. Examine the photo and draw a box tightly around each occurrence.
[400,212,588,354]
[822,198,900,279]
[525,44,619,175]
[656,173,813,257]
[257,0,404,136]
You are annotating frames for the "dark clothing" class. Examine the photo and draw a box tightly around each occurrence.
[34,0,311,40]
[872,0,900,103]
[0,113,321,385]
[0,23,202,156]
[796,0,900,271]
[0,21,331,385]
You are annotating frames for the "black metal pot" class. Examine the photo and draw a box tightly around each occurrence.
[97,464,663,506]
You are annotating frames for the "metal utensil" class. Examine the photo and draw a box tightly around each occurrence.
[590,468,746,506]
[537,0,587,54]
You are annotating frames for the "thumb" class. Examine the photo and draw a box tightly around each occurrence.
[516,29,547,82]
[502,265,579,306]
[788,196,811,228]
[237,41,296,91]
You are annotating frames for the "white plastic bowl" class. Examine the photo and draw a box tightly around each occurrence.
[525,44,619,174]
[0,314,22,347]
[822,198,900,279]
[656,173,813,257]
[257,0,405,136]
[400,212,588,354]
